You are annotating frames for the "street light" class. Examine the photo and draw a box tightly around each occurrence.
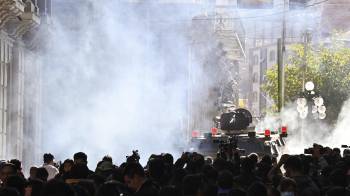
[296,81,326,120]
[305,81,314,91]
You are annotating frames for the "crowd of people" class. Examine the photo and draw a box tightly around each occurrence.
[0,144,349,196]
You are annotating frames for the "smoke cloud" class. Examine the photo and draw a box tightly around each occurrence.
[40,1,206,167]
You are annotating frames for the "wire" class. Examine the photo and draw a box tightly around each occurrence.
[148,0,328,24]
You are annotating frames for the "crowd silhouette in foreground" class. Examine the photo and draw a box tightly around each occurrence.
[0,144,349,196]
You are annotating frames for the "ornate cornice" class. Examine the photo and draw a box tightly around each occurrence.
[0,0,25,28]
[9,1,40,39]
[0,0,41,40]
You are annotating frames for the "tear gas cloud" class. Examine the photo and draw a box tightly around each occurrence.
[41,0,208,166]
[39,0,350,167]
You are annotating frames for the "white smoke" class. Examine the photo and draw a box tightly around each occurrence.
[40,1,205,167]
[329,99,350,147]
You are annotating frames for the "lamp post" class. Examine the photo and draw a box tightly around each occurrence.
[296,81,326,143]
[296,81,326,120]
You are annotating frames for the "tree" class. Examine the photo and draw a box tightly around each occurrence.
[262,39,350,122]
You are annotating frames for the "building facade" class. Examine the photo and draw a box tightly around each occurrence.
[0,0,50,168]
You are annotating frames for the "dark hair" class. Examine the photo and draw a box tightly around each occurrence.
[162,153,174,166]
[102,155,113,163]
[74,152,88,163]
[0,163,17,174]
[59,159,74,173]
[248,153,258,165]
[64,159,74,165]
[123,162,145,178]
[333,148,341,154]
[147,158,165,180]
[9,160,22,171]
[43,153,54,164]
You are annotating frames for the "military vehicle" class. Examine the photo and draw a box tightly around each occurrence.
[189,103,287,158]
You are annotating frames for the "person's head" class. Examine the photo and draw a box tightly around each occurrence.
[0,163,16,183]
[35,167,49,182]
[217,170,233,190]
[122,162,145,191]
[41,179,76,196]
[333,148,341,155]
[74,152,88,165]
[147,157,165,181]
[283,156,303,177]
[247,182,267,196]
[343,149,350,157]
[9,160,22,174]
[279,177,297,196]
[43,153,55,164]
[102,155,113,163]
[29,167,38,180]
[62,159,74,173]
[241,157,255,173]
[248,153,258,166]
[162,153,174,166]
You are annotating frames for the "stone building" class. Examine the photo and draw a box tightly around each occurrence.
[0,0,50,168]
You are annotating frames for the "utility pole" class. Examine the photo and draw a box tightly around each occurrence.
[302,30,310,92]
[277,0,286,112]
